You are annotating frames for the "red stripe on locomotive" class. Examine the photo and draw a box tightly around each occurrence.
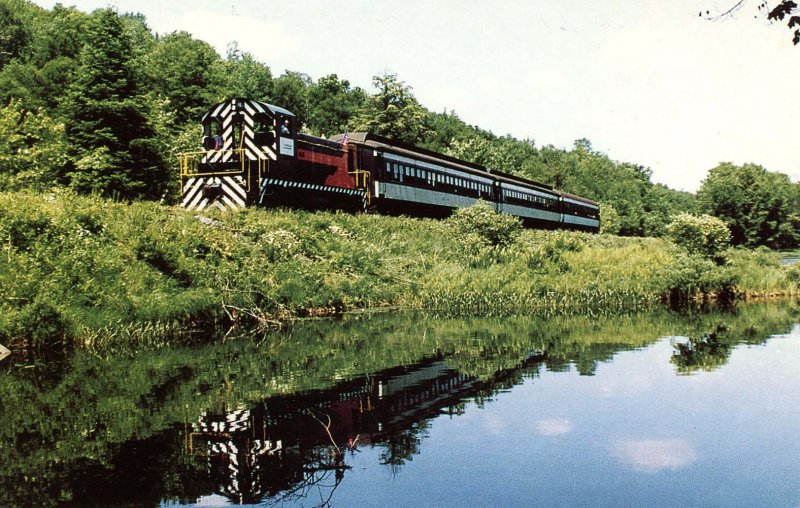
[295,144,354,189]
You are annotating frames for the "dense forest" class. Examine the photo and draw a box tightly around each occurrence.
[1,1,799,246]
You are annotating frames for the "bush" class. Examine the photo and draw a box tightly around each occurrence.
[666,213,730,262]
[599,202,621,235]
[446,200,522,247]
[659,251,739,302]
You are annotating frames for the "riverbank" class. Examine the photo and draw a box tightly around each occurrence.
[1,191,798,348]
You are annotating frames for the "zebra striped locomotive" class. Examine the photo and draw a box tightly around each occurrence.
[179,98,600,232]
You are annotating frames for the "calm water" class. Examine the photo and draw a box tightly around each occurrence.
[1,304,800,507]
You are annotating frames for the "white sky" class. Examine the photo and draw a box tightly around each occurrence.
[31,0,800,192]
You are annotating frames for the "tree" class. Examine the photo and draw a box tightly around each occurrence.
[0,3,85,111]
[143,31,223,124]
[545,142,652,236]
[697,162,800,248]
[0,1,30,70]
[63,8,166,200]
[445,135,504,169]
[353,72,427,144]
[701,1,800,45]
[0,100,67,191]
[120,12,155,63]
[0,58,75,111]
[640,184,699,237]
[421,109,475,153]
[29,3,87,67]
[599,202,622,235]
[306,73,366,136]
[271,71,312,128]
[221,43,273,102]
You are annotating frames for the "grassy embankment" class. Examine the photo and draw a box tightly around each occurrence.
[1,191,798,348]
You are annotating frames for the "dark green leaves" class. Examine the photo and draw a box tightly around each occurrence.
[63,8,167,201]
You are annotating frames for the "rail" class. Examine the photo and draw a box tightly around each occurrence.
[178,148,246,178]
[178,149,268,194]
[349,167,371,205]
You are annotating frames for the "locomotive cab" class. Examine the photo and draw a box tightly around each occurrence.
[201,118,223,151]
[253,112,275,147]
[273,111,296,158]
[179,98,288,210]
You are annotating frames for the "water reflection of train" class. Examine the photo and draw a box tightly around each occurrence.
[186,352,546,504]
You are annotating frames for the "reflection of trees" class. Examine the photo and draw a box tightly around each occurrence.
[671,327,733,374]
[380,421,429,471]
[669,304,796,374]
[669,303,798,374]
[2,301,800,506]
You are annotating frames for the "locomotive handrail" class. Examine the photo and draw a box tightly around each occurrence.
[178,148,267,195]
[348,167,371,205]
[178,149,247,178]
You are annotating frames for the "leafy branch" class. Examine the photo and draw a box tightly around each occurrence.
[700,1,800,44]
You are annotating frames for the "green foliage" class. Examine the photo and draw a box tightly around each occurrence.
[221,42,273,101]
[120,12,156,66]
[353,72,427,144]
[698,162,800,248]
[0,57,78,112]
[0,1,700,236]
[1,192,797,347]
[446,199,522,247]
[659,252,738,302]
[27,3,87,66]
[306,73,366,136]
[437,125,697,237]
[0,0,30,69]
[0,3,85,111]
[599,202,621,234]
[421,108,477,152]
[0,100,68,191]
[63,8,167,200]
[271,71,312,128]
[144,31,224,124]
[666,213,731,261]
[445,134,539,181]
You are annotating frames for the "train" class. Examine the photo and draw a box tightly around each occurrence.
[178,98,600,232]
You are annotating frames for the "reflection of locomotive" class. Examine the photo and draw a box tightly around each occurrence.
[186,354,545,504]
[179,98,600,232]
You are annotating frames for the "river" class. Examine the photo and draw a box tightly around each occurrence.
[1,303,799,507]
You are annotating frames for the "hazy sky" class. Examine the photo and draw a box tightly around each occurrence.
[32,0,800,192]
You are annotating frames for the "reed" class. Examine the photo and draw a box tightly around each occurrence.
[1,190,796,347]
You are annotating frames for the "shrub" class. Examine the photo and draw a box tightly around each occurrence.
[666,213,730,262]
[599,202,621,235]
[659,252,739,302]
[446,200,522,247]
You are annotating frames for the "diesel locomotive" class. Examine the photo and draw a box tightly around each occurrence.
[178,98,600,232]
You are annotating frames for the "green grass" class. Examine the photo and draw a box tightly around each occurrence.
[1,190,797,347]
